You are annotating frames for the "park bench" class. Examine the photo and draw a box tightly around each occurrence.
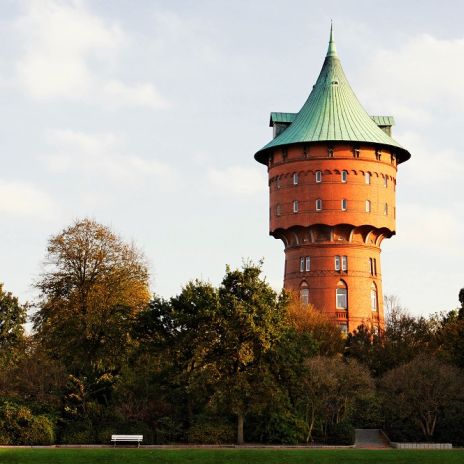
[111,434,143,447]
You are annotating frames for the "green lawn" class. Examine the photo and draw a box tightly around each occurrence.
[0,449,463,464]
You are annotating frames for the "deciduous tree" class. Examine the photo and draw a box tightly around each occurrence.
[33,219,150,402]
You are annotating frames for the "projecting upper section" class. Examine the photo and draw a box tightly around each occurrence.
[255,26,411,165]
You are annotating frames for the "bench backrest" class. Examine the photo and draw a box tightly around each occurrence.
[111,435,143,441]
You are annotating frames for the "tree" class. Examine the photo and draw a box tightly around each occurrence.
[286,296,344,356]
[212,262,289,444]
[33,219,150,402]
[458,288,464,319]
[346,297,438,376]
[0,283,26,358]
[380,355,464,441]
[298,356,373,443]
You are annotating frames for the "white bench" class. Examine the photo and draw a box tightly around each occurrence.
[111,434,143,447]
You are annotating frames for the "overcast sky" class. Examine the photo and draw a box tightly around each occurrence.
[1,0,463,317]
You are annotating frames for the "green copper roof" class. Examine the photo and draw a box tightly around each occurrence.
[255,27,411,164]
[270,112,297,125]
[370,115,395,126]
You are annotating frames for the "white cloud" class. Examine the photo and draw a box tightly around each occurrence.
[398,132,464,186]
[362,34,464,121]
[103,80,170,109]
[207,166,266,195]
[14,0,170,108]
[15,0,122,98]
[0,180,56,219]
[44,129,176,186]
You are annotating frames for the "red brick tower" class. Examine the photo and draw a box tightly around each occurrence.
[254,27,411,333]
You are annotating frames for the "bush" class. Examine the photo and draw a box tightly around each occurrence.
[0,401,55,445]
[155,417,185,444]
[248,410,307,444]
[188,417,235,444]
[20,415,55,445]
[325,422,355,445]
[59,421,94,444]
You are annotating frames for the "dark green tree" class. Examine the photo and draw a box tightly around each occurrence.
[211,263,289,444]
[0,283,26,357]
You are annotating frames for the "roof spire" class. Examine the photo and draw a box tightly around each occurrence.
[327,20,337,58]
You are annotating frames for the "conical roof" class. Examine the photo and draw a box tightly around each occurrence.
[255,26,411,164]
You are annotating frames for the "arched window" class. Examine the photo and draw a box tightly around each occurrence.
[365,172,371,184]
[341,170,347,183]
[336,280,348,309]
[293,172,299,185]
[371,282,378,311]
[300,282,309,305]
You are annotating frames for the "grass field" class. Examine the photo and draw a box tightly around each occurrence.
[0,449,463,464]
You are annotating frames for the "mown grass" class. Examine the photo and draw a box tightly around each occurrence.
[0,449,463,464]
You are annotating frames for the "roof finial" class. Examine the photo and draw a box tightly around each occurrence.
[327,20,337,58]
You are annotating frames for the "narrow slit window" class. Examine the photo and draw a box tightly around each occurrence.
[341,199,347,211]
[335,255,341,271]
[315,171,322,183]
[384,176,388,188]
[276,204,281,216]
[341,170,347,183]
[293,200,299,213]
[300,257,305,272]
[293,172,299,185]
[300,283,309,305]
[365,172,371,185]
[365,200,371,213]
[316,199,322,211]
[371,283,378,311]
[384,203,388,215]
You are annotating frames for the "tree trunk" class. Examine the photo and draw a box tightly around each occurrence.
[237,413,244,445]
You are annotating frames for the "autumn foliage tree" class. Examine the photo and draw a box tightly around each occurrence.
[33,219,150,409]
